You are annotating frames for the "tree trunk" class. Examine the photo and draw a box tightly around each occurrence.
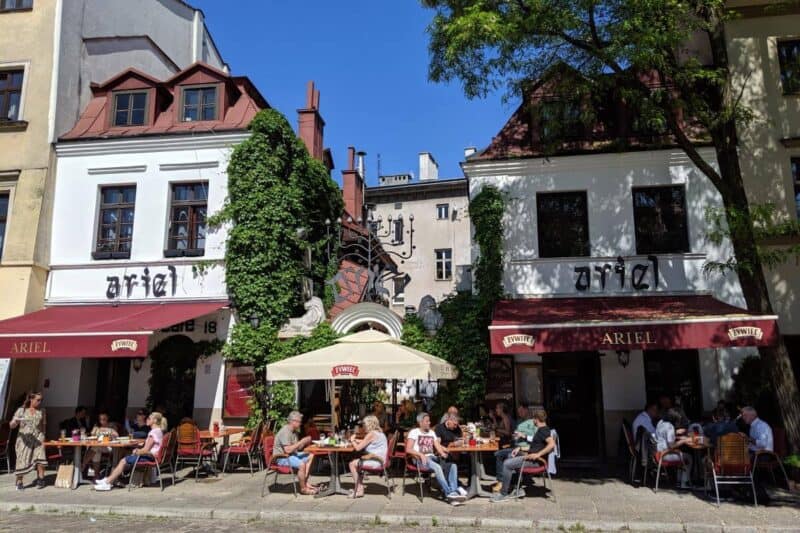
[714,143,800,453]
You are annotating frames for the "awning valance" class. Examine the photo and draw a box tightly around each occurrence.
[490,295,779,354]
[0,301,228,358]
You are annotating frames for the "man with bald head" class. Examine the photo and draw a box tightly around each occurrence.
[740,406,773,453]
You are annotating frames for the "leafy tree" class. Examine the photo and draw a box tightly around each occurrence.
[212,109,343,423]
[424,0,800,449]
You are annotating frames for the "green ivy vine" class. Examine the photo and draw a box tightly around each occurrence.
[210,109,343,424]
[402,185,506,416]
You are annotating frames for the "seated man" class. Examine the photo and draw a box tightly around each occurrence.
[655,409,693,489]
[703,405,739,444]
[491,408,555,502]
[493,405,536,492]
[740,406,773,453]
[406,412,466,505]
[61,405,91,435]
[434,413,463,447]
[632,401,658,451]
[273,411,318,495]
[440,405,460,425]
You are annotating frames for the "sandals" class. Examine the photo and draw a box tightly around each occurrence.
[347,488,365,499]
[300,487,319,496]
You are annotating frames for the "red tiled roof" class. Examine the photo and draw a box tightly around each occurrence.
[60,62,268,141]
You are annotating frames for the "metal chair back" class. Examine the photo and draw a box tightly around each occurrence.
[715,433,751,476]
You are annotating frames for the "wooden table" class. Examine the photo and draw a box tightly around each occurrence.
[448,440,499,499]
[198,427,244,473]
[306,444,355,497]
[44,439,144,489]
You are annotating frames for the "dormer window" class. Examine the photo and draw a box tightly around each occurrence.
[182,86,217,122]
[112,91,147,127]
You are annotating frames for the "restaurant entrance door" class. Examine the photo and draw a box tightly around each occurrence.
[149,335,197,423]
[543,352,604,461]
[95,359,130,424]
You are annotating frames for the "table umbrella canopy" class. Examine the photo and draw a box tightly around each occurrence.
[266,329,458,381]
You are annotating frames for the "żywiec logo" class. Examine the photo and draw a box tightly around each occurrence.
[111,339,139,352]
[502,334,535,349]
[331,364,359,377]
[727,327,763,341]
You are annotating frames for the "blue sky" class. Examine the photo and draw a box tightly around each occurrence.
[193,1,515,185]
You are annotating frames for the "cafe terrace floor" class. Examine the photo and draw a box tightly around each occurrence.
[1,467,798,531]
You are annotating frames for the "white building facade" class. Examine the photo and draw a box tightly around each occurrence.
[0,62,267,435]
[365,153,471,315]
[464,144,780,460]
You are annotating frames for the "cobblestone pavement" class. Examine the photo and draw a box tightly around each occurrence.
[0,466,798,532]
[0,513,474,533]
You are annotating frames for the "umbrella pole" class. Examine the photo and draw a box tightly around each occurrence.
[391,378,397,426]
[330,379,337,432]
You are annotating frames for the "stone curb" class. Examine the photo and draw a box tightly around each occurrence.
[1,501,797,532]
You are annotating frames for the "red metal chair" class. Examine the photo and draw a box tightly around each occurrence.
[174,421,216,481]
[129,430,176,491]
[706,432,757,506]
[401,453,434,502]
[621,421,639,484]
[512,455,554,501]
[0,422,11,474]
[260,434,298,497]
[356,431,397,499]
[753,428,790,489]
[221,422,263,475]
[641,434,688,493]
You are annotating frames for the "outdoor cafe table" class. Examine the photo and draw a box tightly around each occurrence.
[306,444,355,497]
[43,438,144,489]
[199,427,244,471]
[448,439,499,499]
[683,438,714,491]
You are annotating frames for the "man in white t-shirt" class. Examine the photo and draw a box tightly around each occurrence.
[405,412,466,505]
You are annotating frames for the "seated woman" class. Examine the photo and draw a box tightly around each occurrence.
[396,399,417,430]
[655,408,693,489]
[82,412,119,476]
[125,409,149,439]
[93,412,166,491]
[347,415,388,498]
[371,401,389,432]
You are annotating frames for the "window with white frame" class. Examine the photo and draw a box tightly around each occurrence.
[0,191,9,260]
[435,248,452,280]
[436,203,449,220]
[0,69,23,121]
[393,276,407,303]
[0,0,32,12]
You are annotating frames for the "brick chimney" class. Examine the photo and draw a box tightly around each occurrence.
[342,146,365,222]
[297,81,325,162]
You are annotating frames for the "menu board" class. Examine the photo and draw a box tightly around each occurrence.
[485,356,514,399]
[223,363,256,418]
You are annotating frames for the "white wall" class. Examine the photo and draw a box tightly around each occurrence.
[464,148,746,308]
[369,186,471,314]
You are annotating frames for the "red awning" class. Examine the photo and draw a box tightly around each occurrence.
[0,301,228,358]
[490,295,779,354]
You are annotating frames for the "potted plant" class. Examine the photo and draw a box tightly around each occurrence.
[785,455,800,492]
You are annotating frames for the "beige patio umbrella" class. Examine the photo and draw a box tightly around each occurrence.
[266,329,457,427]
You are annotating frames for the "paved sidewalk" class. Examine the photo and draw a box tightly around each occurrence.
[0,468,798,532]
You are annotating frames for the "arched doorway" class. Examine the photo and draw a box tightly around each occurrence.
[149,335,198,424]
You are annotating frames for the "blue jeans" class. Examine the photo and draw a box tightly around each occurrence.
[416,456,458,495]
[495,447,514,482]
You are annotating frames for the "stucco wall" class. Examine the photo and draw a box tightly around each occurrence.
[369,188,471,314]
[726,13,800,334]
[55,0,226,139]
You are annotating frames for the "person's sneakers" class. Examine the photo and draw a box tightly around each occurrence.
[492,481,502,492]
[457,486,468,497]
[513,487,526,498]
[15,481,23,491]
[94,478,112,491]
[36,478,45,490]
[446,491,467,502]
[490,492,512,503]
[450,499,464,507]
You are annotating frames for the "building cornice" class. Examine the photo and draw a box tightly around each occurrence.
[462,147,717,178]
[55,131,250,157]
[365,178,468,202]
